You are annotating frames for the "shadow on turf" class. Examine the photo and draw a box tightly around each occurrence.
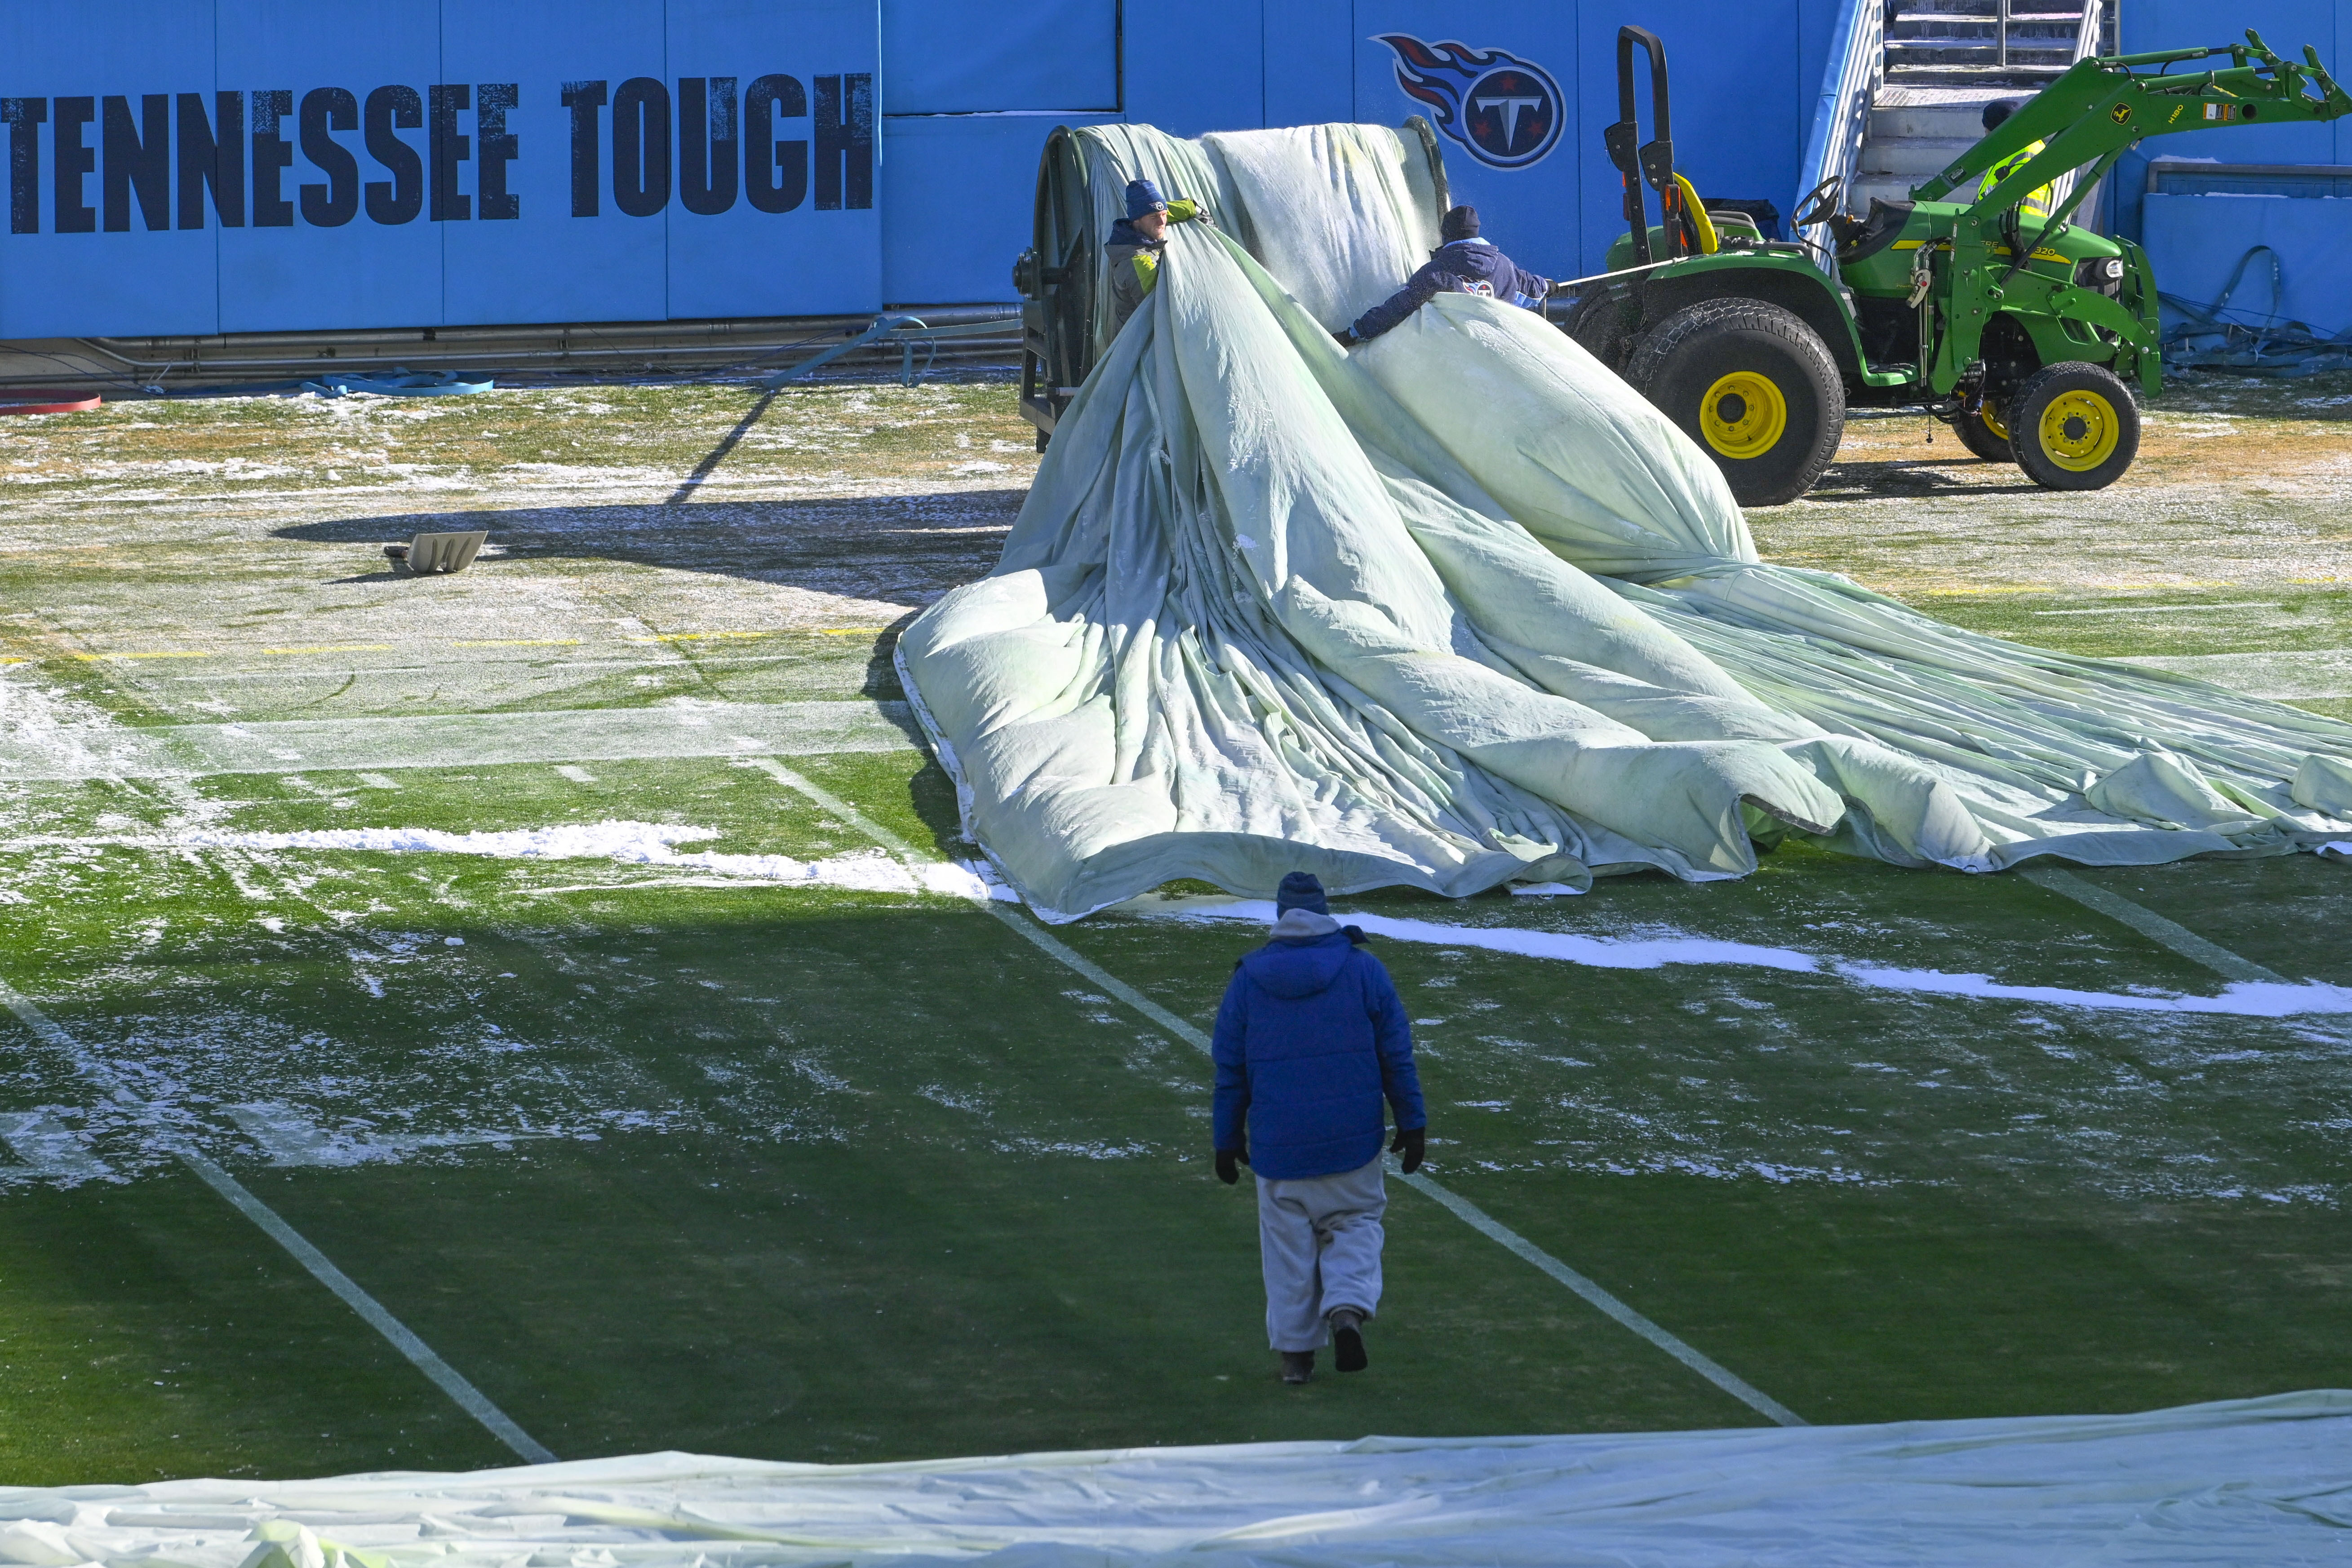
[274,492,1017,701]
[273,490,1018,600]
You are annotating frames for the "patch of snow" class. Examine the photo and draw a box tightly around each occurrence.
[1138,898,2352,1019]
[140,820,1021,902]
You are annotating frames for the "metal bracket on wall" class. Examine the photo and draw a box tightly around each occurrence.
[762,312,1021,390]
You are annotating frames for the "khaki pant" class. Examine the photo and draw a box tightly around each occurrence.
[1255,1155,1385,1351]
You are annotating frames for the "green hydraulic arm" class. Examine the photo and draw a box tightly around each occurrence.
[1904,30,2352,394]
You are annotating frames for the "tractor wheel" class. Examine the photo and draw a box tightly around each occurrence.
[1625,299,1845,506]
[1950,401,2014,462]
[2008,362,2139,491]
[1563,288,1642,375]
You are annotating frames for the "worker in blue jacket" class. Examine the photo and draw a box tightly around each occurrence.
[1338,205,1555,346]
[1212,871,1426,1385]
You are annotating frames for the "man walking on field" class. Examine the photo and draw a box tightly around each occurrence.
[1212,872,1426,1384]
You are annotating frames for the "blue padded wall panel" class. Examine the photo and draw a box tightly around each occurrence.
[1262,0,1353,128]
[881,114,1111,303]
[2143,192,2352,334]
[216,0,441,333]
[1352,5,1584,283]
[0,0,220,338]
[883,0,1116,114]
[667,0,881,320]
[2117,0,2346,239]
[1575,0,1803,276]
[1123,0,1263,136]
[440,0,668,327]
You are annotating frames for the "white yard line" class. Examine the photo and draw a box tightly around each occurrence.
[738,762,1805,1428]
[0,974,556,1464]
[2017,867,2286,986]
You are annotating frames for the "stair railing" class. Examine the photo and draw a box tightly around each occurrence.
[1997,0,2011,68]
[2073,0,2106,61]
[2052,0,2109,225]
[1794,0,1885,268]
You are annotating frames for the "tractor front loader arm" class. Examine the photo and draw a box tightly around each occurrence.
[1915,30,2351,395]
[1917,30,2352,212]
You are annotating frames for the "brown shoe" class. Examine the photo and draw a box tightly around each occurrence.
[1279,1350,1315,1384]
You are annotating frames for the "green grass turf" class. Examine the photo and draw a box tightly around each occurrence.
[1,376,2348,1486]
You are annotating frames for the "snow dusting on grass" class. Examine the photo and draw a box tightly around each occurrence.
[172,819,1013,900]
[1140,898,2352,1019]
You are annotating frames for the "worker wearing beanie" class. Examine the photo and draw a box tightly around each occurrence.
[1338,205,1555,347]
[1104,177,1209,335]
[1211,871,1426,1385]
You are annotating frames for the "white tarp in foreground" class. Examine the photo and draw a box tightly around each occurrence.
[897,124,2352,921]
[9,1393,2348,1566]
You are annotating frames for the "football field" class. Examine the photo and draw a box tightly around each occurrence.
[1,374,2348,1485]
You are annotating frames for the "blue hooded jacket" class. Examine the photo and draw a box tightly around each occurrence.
[1349,238,1554,342]
[1212,926,1425,1180]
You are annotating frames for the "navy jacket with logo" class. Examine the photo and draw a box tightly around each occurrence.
[1349,237,1553,342]
[1212,927,1425,1180]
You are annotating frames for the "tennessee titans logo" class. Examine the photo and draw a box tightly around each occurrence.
[1376,35,1563,171]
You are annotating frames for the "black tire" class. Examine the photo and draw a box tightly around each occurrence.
[1949,403,2014,462]
[1562,288,1642,374]
[2008,362,2139,491]
[1625,299,1845,506]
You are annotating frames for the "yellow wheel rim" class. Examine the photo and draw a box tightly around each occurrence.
[1699,371,1787,460]
[1979,399,2009,441]
[2037,389,2120,472]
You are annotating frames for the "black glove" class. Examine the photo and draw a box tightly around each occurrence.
[1390,1125,1425,1174]
[1215,1140,1248,1185]
[1333,326,1360,349]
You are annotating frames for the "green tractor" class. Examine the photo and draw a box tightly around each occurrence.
[1567,27,2352,505]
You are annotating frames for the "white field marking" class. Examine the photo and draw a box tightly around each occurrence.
[737,764,1802,1427]
[151,652,855,683]
[555,766,597,784]
[1136,898,2352,1019]
[0,1107,113,1183]
[0,976,554,1464]
[2017,866,2285,986]
[2032,602,2281,616]
[0,700,919,780]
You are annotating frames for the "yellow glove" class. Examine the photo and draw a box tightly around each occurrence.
[1167,197,1206,225]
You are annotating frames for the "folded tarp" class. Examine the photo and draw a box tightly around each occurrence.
[899,123,2352,920]
[9,1391,2348,1566]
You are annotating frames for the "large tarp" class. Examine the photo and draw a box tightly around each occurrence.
[10,1393,2349,1566]
[899,124,2352,921]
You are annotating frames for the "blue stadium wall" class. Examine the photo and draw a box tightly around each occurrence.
[2117,0,2352,337]
[0,0,1843,338]
[0,2,2339,341]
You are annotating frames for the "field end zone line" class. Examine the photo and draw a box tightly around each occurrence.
[734,761,1803,1427]
[2018,866,2286,984]
[0,978,557,1465]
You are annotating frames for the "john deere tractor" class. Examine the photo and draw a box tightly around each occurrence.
[1567,27,2352,504]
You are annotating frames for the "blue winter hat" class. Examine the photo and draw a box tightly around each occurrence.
[1275,871,1328,916]
[1124,178,1169,220]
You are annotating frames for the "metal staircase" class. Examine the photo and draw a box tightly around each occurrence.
[1851,0,2114,212]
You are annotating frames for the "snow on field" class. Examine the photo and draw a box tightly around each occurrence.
[1142,899,2352,1019]
[11,819,1015,901]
